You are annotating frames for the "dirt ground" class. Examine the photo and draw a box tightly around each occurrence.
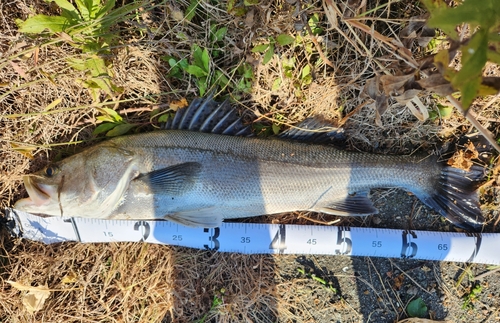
[1,0,499,322]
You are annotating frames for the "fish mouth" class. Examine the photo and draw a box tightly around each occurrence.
[15,176,54,208]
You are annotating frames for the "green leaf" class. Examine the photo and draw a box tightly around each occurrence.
[85,55,109,77]
[50,0,82,22]
[406,297,428,318]
[276,34,295,46]
[244,0,259,5]
[437,104,453,119]
[178,58,189,70]
[272,123,281,135]
[17,15,71,33]
[488,49,500,65]
[214,70,229,88]
[201,48,210,73]
[302,64,311,79]
[263,44,274,64]
[106,123,136,137]
[93,122,118,135]
[197,79,208,96]
[101,107,122,122]
[238,63,253,79]
[460,77,481,110]
[252,44,269,53]
[95,0,116,19]
[74,0,91,21]
[214,27,227,42]
[158,113,172,123]
[185,0,200,22]
[451,29,488,109]
[227,0,236,13]
[167,57,178,67]
[66,57,87,71]
[424,0,496,40]
[185,65,208,77]
[192,45,209,73]
[282,57,295,69]
[272,78,281,91]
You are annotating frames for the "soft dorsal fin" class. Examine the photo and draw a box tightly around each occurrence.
[163,95,252,136]
[278,117,345,144]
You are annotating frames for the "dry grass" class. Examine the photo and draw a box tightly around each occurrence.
[1,0,499,322]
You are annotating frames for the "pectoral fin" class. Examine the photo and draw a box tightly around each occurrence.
[135,162,201,195]
[165,206,223,227]
[315,193,378,216]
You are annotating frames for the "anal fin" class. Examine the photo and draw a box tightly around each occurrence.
[314,193,378,216]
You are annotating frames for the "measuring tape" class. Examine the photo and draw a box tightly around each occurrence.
[4,208,499,265]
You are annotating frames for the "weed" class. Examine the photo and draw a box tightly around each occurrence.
[196,288,225,323]
[462,284,482,310]
[252,34,295,65]
[297,268,337,293]
[163,25,253,98]
[423,0,500,110]
[406,297,428,318]
[15,0,147,102]
[92,107,136,137]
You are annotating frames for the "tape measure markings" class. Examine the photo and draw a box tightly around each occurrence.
[5,208,500,265]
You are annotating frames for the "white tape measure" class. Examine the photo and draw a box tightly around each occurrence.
[5,208,499,265]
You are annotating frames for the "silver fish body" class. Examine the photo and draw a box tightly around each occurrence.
[14,98,485,230]
[112,131,443,223]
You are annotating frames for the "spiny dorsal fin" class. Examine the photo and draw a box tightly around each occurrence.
[278,117,345,144]
[163,95,252,136]
[164,96,344,143]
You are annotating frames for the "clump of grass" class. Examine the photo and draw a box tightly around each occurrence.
[0,234,175,321]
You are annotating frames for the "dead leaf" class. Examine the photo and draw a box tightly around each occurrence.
[44,98,63,112]
[9,61,28,79]
[417,26,436,47]
[374,94,388,127]
[380,74,415,96]
[392,273,404,290]
[362,75,381,100]
[169,97,188,111]
[417,74,454,97]
[406,97,429,121]
[399,14,434,48]
[323,0,338,28]
[61,270,79,284]
[33,46,39,66]
[393,89,422,105]
[447,141,479,171]
[10,143,35,159]
[7,281,51,314]
[244,8,255,28]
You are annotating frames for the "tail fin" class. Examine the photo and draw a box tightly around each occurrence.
[425,165,485,231]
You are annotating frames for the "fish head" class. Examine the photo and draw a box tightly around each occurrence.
[14,143,139,217]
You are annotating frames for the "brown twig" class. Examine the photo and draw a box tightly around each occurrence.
[301,13,336,69]
[447,95,500,154]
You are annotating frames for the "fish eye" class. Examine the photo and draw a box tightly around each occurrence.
[44,165,59,177]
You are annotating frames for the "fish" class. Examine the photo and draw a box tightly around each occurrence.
[14,96,486,231]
